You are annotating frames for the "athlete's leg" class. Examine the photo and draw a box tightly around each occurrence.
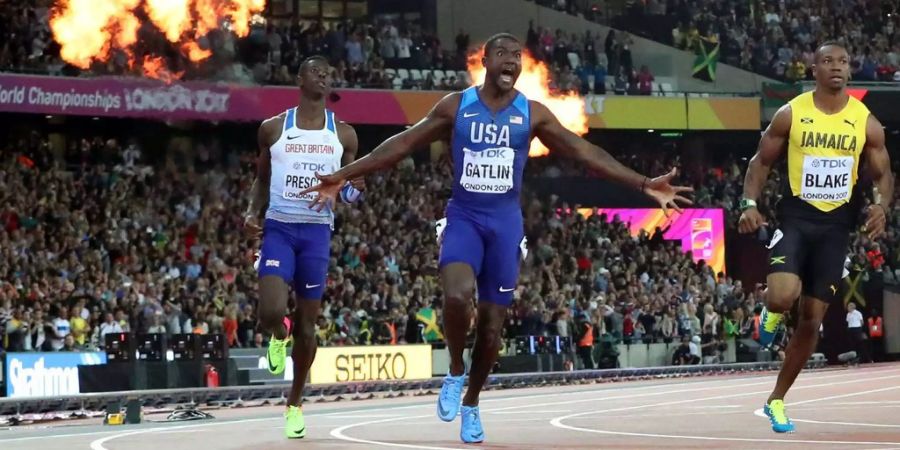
[258,276,291,339]
[462,301,506,406]
[765,221,847,433]
[767,295,829,403]
[286,298,321,407]
[760,222,806,346]
[282,224,331,439]
[463,215,521,407]
[436,212,483,424]
[257,220,295,340]
[441,263,477,377]
[764,272,802,314]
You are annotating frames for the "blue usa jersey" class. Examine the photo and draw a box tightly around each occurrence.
[449,86,531,212]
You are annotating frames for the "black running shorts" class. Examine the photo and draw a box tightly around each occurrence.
[766,217,851,304]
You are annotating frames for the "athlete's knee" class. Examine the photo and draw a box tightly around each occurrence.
[293,316,317,343]
[764,283,800,312]
[444,286,474,309]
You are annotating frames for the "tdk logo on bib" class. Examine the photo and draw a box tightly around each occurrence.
[811,159,849,169]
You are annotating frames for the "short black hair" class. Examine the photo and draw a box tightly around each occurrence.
[814,41,848,63]
[298,55,328,75]
[484,33,520,53]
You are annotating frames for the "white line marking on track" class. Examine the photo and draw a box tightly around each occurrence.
[551,373,900,447]
[70,366,899,450]
[835,401,900,405]
[329,368,897,449]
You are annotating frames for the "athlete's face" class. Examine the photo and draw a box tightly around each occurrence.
[813,46,850,91]
[298,60,332,98]
[483,39,522,92]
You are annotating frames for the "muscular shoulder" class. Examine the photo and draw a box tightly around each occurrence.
[527,100,552,126]
[336,121,358,149]
[769,103,792,135]
[432,91,463,120]
[258,113,286,147]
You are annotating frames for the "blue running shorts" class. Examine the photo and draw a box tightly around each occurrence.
[257,219,331,300]
[438,204,525,306]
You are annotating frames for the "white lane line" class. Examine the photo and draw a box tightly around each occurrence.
[328,368,900,450]
[13,366,888,446]
[83,373,741,450]
[835,401,900,405]
[86,369,788,450]
[489,410,571,415]
[551,377,900,447]
[78,367,898,450]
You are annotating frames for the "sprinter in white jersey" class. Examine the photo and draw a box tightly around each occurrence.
[243,56,363,439]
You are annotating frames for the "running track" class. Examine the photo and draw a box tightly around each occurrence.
[4,363,900,449]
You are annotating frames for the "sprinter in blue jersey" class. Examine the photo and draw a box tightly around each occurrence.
[244,56,364,439]
[300,34,692,444]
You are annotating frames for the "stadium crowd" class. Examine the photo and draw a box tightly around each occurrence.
[0,2,656,95]
[0,131,895,363]
[609,0,900,82]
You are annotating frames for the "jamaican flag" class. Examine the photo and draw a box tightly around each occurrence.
[692,37,720,82]
[416,307,444,342]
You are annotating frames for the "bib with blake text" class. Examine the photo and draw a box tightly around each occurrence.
[800,155,853,202]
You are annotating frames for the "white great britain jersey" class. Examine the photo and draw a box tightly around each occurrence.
[265,107,344,225]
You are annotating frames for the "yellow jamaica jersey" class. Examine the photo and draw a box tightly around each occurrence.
[779,91,870,223]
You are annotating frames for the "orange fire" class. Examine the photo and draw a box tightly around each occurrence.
[142,56,184,84]
[467,49,589,157]
[50,0,266,78]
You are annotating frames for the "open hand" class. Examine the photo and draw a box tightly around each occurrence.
[299,172,345,212]
[644,168,694,216]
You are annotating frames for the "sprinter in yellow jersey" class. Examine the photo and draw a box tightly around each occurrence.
[739,42,894,434]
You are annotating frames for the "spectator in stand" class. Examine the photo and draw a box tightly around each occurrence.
[637,65,654,95]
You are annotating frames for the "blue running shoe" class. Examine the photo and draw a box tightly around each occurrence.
[460,405,485,443]
[437,373,465,422]
[764,399,795,433]
[758,307,784,347]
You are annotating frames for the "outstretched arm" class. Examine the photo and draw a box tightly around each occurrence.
[334,92,457,181]
[530,100,692,213]
[862,114,894,239]
[300,92,459,209]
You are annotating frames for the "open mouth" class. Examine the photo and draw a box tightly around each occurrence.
[500,68,515,83]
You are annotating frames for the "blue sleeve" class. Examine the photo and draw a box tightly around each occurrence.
[340,182,362,203]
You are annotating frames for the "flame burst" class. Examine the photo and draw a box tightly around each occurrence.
[467,50,589,157]
[50,0,266,79]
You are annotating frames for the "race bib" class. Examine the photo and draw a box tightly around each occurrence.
[459,147,514,194]
[800,155,853,202]
[282,172,319,201]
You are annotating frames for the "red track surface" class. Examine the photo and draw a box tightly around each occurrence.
[5,363,900,450]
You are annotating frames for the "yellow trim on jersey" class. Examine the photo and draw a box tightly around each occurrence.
[787,91,869,212]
